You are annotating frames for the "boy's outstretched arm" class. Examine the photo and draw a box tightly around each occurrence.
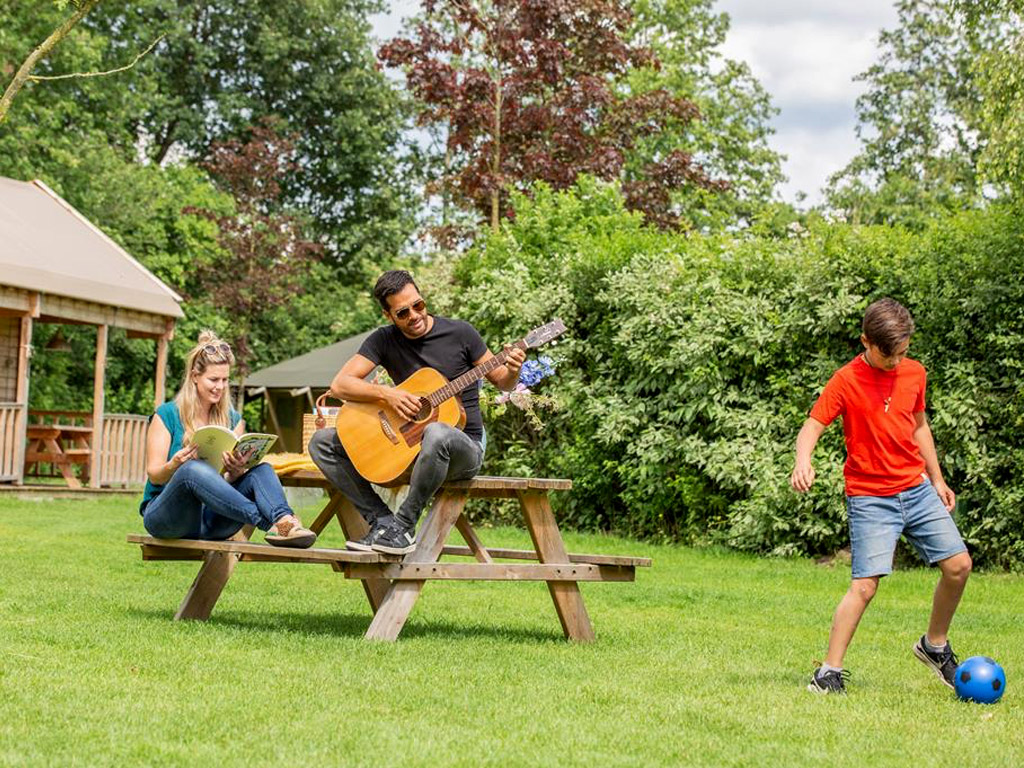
[791,417,827,492]
[913,411,956,511]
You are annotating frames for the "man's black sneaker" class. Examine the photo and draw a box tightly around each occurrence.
[370,523,417,555]
[807,666,850,694]
[913,635,959,689]
[346,522,390,552]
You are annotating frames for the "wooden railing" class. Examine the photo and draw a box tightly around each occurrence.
[0,403,25,482]
[99,414,149,488]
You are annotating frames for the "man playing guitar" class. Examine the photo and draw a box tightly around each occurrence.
[309,270,526,555]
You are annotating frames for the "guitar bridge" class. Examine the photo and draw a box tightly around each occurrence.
[378,411,400,445]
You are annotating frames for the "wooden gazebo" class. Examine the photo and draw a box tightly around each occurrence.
[0,177,183,488]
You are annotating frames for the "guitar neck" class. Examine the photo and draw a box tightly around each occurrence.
[427,339,527,407]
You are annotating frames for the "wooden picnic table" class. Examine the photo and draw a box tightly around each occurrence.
[24,420,93,488]
[129,469,651,642]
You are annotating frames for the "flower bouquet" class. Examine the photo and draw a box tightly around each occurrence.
[494,355,558,428]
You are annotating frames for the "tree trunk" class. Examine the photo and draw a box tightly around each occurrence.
[490,74,502,232]
[0,0,102,125]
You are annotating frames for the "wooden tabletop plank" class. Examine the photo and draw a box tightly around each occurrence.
[278,470,571,491]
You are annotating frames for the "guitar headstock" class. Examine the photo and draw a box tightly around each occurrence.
[523,319,567,349]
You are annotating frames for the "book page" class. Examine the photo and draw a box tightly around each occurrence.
[191,425,237,472]
[234,433,278,469]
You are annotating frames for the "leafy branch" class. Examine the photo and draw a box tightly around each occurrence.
[0,1,162,125]
[27,34,164,82]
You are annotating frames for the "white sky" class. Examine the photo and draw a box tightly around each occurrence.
[370,0,901,207]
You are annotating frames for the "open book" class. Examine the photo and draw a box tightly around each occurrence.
[190,425,277,472]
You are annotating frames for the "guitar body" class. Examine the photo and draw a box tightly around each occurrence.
[335,367,466,485]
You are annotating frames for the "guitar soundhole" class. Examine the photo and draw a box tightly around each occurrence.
[412,397,432,422]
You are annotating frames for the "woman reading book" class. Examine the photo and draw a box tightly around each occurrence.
[140,331,316,548]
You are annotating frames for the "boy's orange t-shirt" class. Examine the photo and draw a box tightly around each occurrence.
[810,355,927,497]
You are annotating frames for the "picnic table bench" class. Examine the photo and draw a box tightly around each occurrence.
[128,470,651,642]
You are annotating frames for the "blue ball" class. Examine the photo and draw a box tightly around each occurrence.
[954,656,1006,704]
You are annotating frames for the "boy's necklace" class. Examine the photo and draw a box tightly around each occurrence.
[861,353,897,412]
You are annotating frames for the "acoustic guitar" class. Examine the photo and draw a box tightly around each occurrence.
[336,319,566,485]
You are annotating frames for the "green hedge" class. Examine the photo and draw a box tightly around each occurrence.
[431,179,1024,570]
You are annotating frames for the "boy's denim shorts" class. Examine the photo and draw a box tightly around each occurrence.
[847,477,967,579]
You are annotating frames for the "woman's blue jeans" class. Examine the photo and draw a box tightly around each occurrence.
[142,460,293,540]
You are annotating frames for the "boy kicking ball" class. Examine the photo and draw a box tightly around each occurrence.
[791,298,972,694]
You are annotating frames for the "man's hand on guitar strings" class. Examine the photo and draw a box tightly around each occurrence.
[383,387,424,421]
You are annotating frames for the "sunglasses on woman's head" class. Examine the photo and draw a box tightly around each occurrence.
[393,299,426,320]
[203,342,231,358]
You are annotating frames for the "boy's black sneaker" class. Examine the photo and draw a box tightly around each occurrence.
[913,635,959,689]
[346,521,390,552]
[370,522,417,555]
[807,666,850,694]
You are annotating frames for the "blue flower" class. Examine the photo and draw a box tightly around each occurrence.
[518,356,556,387]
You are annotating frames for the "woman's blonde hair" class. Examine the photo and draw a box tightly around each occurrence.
[175,330,235,438]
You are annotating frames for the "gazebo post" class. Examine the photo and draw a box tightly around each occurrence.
[263,391,284,448]
[89,324,108,489]
[12,293,38,485]
[154,333,169,410]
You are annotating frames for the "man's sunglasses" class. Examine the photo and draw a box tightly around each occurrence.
[393,299,427,320]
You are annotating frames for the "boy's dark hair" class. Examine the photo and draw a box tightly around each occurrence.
[373,270,417,312]
[862,298,915,355]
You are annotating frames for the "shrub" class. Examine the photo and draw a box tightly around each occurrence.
[433,180,1024,570]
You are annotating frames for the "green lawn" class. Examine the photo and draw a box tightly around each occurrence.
[0,494,1021,767]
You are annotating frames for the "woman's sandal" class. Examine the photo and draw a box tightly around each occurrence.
[266,516,317,549]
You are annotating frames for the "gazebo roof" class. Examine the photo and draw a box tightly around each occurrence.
[246,329,376,389]
[0,177,183,319]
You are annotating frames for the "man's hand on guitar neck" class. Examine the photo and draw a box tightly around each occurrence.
[481,345,527,392]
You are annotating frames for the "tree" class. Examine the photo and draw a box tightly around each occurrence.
[186,121,323,406]
[956,2,1024,195]
[0,0,166,126]
[83,0,418,268]
[824,0,1014,227]
[623,0,785,230]
[0,0,101,124]
[1,0,419,270]
[380,0,724,232]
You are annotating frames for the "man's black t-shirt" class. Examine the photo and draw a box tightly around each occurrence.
[358,316,489,441]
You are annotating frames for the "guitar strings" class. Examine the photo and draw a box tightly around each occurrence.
[428,340,528,406]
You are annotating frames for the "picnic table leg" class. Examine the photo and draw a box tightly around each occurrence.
[364,490,469,641]
[307,491,346,535]
[44,437,81,489]
[174,525,254,621]
[304,491,390,613]
[519,490,596,643]
[456,514,493,563]
[333,494,391,614]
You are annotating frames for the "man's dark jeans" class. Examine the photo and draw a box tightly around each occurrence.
[308,422,483,529]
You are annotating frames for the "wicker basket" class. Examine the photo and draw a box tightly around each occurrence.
[301,393,342,453]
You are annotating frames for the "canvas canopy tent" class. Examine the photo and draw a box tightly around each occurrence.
[245,329,374,452]
[0,176,182,486]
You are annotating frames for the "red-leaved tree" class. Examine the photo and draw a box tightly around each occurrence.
[380,0,727,232]
[187,119,322,404]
